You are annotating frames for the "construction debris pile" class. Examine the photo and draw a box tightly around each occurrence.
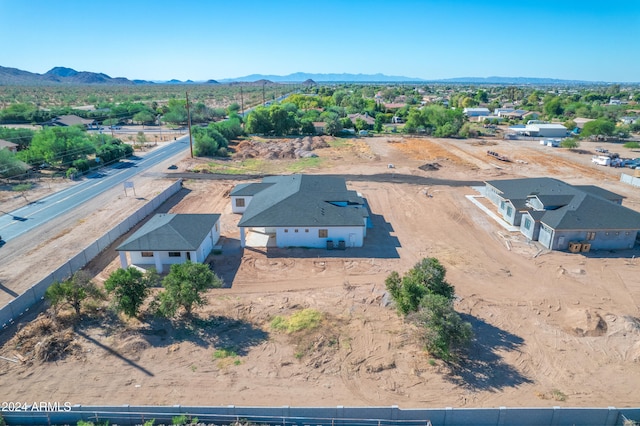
[233,136,330,160]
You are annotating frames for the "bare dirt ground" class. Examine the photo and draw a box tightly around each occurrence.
[1,134,640,409]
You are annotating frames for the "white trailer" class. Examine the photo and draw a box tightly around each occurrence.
[592,155,611,166]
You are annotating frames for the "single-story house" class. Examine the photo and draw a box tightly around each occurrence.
[116,213,221,273]
[0,139,18,152]
[476,115,504,123]
[230,174,370,249]
[347,113,375,128]
[500,109,529,120]
[463,107,490,117]
[312,122,326,135]
[620,116,638,125]
[522,111,540,121]
[43,114,97,129]
[484,178,640,251]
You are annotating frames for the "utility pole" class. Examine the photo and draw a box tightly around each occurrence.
[262,82,266,106]
[240,86,244,117]
[186,91,193,158]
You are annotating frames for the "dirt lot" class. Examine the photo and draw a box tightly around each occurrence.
[1,135,640,408]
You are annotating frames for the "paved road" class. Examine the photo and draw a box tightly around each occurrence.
[0,137,190,244]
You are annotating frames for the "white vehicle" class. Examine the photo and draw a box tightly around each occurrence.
[592,155,611,166]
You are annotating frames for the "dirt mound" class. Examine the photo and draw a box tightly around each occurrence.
[115,333,150,360]
[562,308,608,337]
[233,137,329,160]
[12,315,80,362]
[419,162,441,171]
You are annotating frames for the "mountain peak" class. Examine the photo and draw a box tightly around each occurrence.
[46,67,79,77]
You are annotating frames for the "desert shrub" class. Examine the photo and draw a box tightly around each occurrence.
[72,158,91,172]
[271,308,322,333]
[385,257,455,315]
[409,294,473,362]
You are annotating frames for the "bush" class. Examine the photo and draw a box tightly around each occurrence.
[385,258,455,315]
[409,294,473,362]
[623,141,640,149]
[72,158,91,172]
[560,138,580,149]
[66,167,78,179]
[271,308,322,333]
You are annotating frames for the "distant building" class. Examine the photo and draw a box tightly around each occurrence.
[43,114,97,129]
[463,107,490,117]
[312,122,326,135]
[0,139,18,152]
[347,113,375,128]
[526,123,568,138]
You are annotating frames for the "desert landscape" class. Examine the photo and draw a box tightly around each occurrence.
[1,134,639,409]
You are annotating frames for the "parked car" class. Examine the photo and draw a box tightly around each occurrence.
[595,147,608,153]
[625,158,640,168]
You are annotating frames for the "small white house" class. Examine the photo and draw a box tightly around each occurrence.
[116,213,221,273]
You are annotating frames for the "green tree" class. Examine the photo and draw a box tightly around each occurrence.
[581,118,616,138]
[133,110,156,126]
[245,107,273,135]
[300,119,316,135]
[543,97,564,117]
[324,114,343,136]
[374,116,384,133]
[162,99,188,125]
[560,138,580,149]
[410,294,473,362]
[45,271,102,316]
[193,125,229,157]
[385,258,455,315]
[0,126,35,150]
[0,149,28,177]
[17,126,95,167]
[155,261,223,317]
[354,118,370,132]
[227,103,241,115]
[105,267,158,318]
[269,105,296,136]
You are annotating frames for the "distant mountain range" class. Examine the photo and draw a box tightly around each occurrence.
[218,72,424,83]
[0,65,621,86]
[0,66,221,86]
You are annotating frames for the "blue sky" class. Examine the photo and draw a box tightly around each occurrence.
[1,0,639,82]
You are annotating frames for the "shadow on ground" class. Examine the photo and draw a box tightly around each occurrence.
[139,314,268,356]
[445,314,532,391]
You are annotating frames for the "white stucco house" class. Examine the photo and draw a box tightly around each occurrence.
[230,174,370,249]
[484,178,640,251]
[116,213,221,273]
